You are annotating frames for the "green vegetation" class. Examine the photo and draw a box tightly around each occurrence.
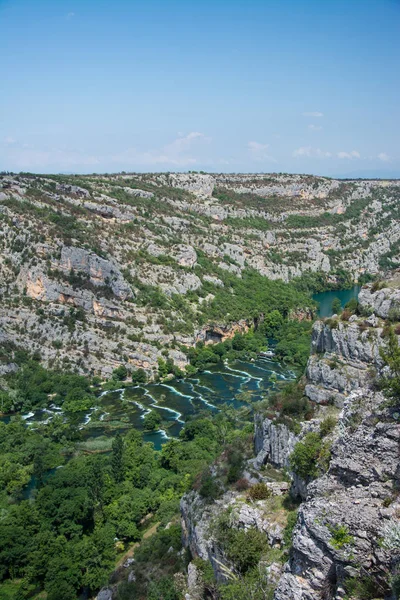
[331,297,342,314]
[328,524,353,549]
[247,482,271,501]
[258,381,314,433]
[198,268,314,323]
[379,326,400,404]
[289,417,334,481]
[5,359,95,413]
[143,410,162,431]
[344,575,384,600]
[0,400,250,600]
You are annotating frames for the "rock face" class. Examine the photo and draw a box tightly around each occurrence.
[253,415,298,469]
[59,246,132,300]
[181,487,286,582]
[1,172,400,377]
[272,312,400,599]
[275,388,400,600]
[304,319,383,407]
[180,297,400,599]
[195,320,250,345]
[162,173,215,197]
[359,283,400,318]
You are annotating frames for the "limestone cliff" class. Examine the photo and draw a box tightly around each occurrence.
[1,172,400,377]
[180,287,400,599]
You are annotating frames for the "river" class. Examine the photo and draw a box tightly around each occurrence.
[313,284,360,318]
[16,356,295,453]
[5,287,361,461]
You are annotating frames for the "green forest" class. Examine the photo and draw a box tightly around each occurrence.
[0,274,355,599]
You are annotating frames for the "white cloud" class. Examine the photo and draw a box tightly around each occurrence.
[4,136,16,145]
[378,152,390,162]
[110,132,211,167]
[337,150,360,159]
[308,124,322,131]
[247,141,277,163]
[293,146,331,158]
[66,12,75,19]
[303,111,324,117]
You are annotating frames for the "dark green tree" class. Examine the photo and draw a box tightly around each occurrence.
[331,297,342,315]
[111,433,124,483]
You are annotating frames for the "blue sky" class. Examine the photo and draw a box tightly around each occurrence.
[1,0,399,176]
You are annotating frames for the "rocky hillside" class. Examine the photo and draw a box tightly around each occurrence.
[180,281,400,599]
[1,172,400,377]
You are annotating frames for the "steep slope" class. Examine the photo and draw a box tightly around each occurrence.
[180,281,400,599]
[1,172,400,377]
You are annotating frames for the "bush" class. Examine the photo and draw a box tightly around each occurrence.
[235,478,250,492]
[341,309,351,321]
[290,432,323,479]
[328,524,353,549]
[344,575,382,599]
[283,510,298,548]
[199,471,222,501]
[319,416,337,437]
[388,306,400,323]
[226,447,244,484]
[224,528,269,574]
[326,318,339,329]
[143,410,162,431]
[247,483,271,501]
[132,368,147,384]
[344,297,358,313]
[269,382,312,420]
[331,297,342,315]
[112,365,128,381]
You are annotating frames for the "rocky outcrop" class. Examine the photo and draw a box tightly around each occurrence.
[159,173,215,197]
[305,319,384,407]
[2,172,400,376]
[272,308,400,599]
[195,320,249,345]
[56,183,91,198]
[359,283,400,318]
[253,415,298,469]
[274,388,400,600]
[58,246,132,300]
[181,487,287,582]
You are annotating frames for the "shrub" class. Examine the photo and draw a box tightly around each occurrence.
[388,306,400,323]
[341,309,351,321]
[344,297,358,313]
[269,382,312,420]
[371,280,385,292]
[112,364,128,381]
[247,482,271,501]
[326,318,339,329]
[224,528,269,574]
[344,575,382,600]
[331,297,342,315]
[235,478,250,492]
[226,447,245,484]
[290,432,323,479]
[131,368,147,384]
[199,471,222,501]
[283,510,298,548]
[328,524,353,549]
[319,416,337,437]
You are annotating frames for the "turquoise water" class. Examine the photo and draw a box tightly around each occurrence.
[4,286,361,456]
[313,285,360,317]
[9,356,295,454]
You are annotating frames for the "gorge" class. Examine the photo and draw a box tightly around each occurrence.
[1,172,400,600]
